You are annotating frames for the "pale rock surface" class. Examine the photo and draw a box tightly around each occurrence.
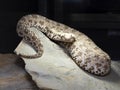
[15,27,120,90]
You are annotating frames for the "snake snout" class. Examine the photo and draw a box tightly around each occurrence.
[89,54,111,76]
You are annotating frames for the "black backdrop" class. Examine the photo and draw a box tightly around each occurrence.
[0,0,38,53]
[0,0,120,60]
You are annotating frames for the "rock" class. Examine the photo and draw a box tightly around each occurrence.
[0,54,39,90]
[15,27,120,90]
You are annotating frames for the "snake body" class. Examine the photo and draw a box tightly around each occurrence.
[16,14,111,76]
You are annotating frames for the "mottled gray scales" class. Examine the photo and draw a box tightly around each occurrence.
[16,14,111,76]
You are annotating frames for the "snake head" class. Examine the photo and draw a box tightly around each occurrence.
[80,52,111,76]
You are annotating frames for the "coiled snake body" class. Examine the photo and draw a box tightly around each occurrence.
[16,14,111,76]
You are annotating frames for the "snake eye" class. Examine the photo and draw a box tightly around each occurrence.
[24,30,29,34]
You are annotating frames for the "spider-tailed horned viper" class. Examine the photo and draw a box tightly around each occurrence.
[16,14,111,76]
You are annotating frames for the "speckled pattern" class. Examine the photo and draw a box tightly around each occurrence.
[16,14,111,76]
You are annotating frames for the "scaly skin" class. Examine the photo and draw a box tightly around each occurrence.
[16,14,111,76]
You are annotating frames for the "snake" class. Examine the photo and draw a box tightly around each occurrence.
[16,14,111,76]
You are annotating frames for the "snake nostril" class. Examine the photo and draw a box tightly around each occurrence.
[18,31,24,37]
[101,72,104,75]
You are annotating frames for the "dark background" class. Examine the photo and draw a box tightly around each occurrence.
[0,0,120,60]
[0,0,38,53]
